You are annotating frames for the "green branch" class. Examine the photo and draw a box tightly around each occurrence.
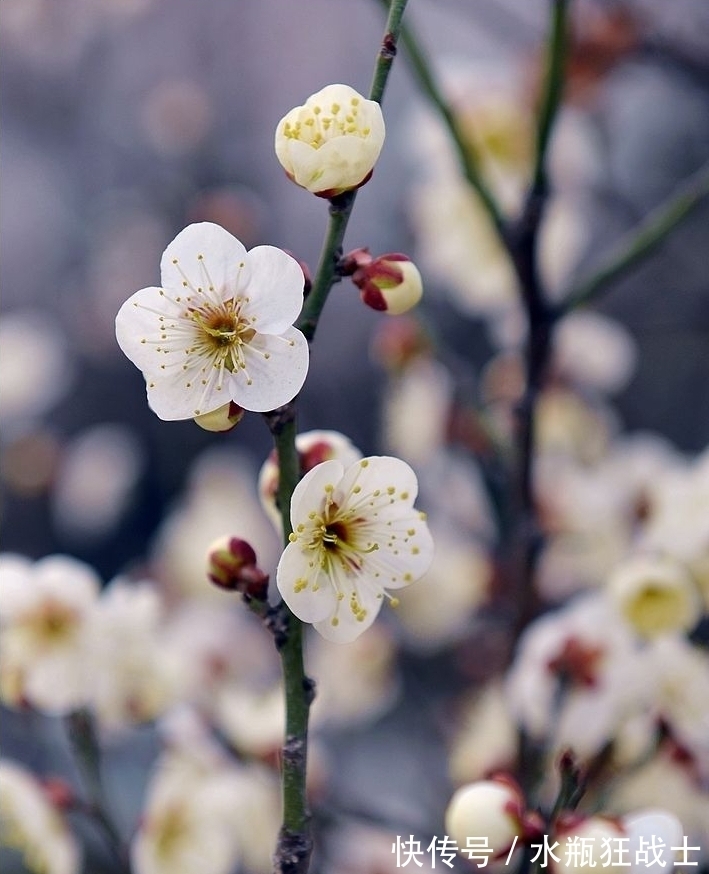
[531,0,569,196]
[297,0,412,343]
[561,160,709,313]
[270,3,413,872]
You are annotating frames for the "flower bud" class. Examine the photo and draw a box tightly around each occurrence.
[445,776,532,858]
[353,254,423,315]
[274,84,385,197]
[194,401,245,433]
[553,815,626,874]
[607,553,701,638]
[207,536,269,601]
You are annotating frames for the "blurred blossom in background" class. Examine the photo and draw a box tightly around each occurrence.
[1,0,709,872]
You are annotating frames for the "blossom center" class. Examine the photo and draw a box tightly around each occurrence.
[25,600,78,648]
[283,95,371,149]
[190,298,256,373]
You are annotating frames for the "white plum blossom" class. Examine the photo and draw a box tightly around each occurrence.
[115,222,309,419]
[276,456,434,643]
[607,553,702,638]
[275,84,385,196]
[445,778,527,858]
[0,760,81,874]
[0,554,99,714]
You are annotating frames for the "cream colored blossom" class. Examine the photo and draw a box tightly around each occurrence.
[88,580,183,729]
[115,222,308,419]
[275,84,385,196]
[607,553,702,638]
[445,779,525,858]
[277,456,433,643]
[0,554,99,714]
[0,760,80,874]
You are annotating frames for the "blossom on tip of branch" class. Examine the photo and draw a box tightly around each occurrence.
[276,456,433,643]
[115,222,309,420]
[274,84,385,197]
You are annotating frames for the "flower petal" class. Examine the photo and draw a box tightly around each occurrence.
[244,246,305,334]
[276,542,337,623]
[290,458,346,523]
[115,286,184,372]
[160,223,250,299]
[229,326,309,412]
[313,600,380,643]
[336,455,420,516]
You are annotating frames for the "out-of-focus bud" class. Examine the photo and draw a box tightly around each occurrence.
[445,776,540,859]
[553,815,626,874]
[194,401,245,433]
[351,252,423,315]
[207,536,269,601]
[370,316,433,372]
[258,430,362,530]
[607,553,702,639]
[274,84,385,197]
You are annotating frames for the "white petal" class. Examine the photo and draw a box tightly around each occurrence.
[290,459,346,524]
[313,603,379,643]
[160,223,250,299]
[34,556,101,607]
[229,326,309,412]
[115,286,186,372]
[244,246,305,334]
[277,542,337,623]
[337,456,420,515]
[359,510,434,590]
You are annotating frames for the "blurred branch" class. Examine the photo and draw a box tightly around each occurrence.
[560,159,709,313]
[65,710,130,873]
[391,9,507,236]
[531,0,569,196]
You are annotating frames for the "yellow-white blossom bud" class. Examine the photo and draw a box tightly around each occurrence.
[607,553,702,638]
[445,777,532,858]
[194,401,245,432]
[352,253,423,315]
[274,84,385,197]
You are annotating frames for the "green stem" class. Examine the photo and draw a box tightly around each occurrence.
[532,0,569,196]
[395,14,506,236]
[297,0,412,344]
[270,6,413,871]
[561,159,709,313]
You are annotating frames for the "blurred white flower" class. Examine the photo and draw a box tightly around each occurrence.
[394,531,491,651]
[275,84,385,196]
[505,594,644,759]
[88,580,183,730]
[382,359,452,466]
[639,447,709,608]
[151,448,280,602]
[607,748,709,863]
[51,423,144,542]
[276,456,434,643]
[552,311,637,395]
[0,760,80,874]
[607,553,702,638]
[0,554,99,714]
[115,222,308,419]
[306,623,399,727]
[214,684,284,759]
[639,636,709,774]
[0,310,74,432]
[553,816,626,874]
[258,429,362,531]
[130,745,244,874]
[448,682,518,784]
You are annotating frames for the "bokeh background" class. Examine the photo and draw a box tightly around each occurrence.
[1,0,709,872]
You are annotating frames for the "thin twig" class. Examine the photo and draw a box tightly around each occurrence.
[560,159,709,313]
